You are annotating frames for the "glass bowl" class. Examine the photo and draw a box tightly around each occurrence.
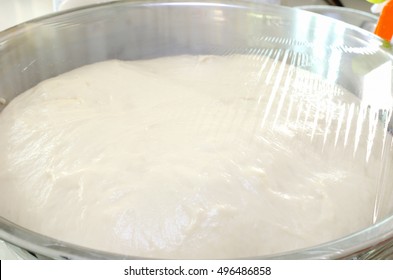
[1,0,393,259]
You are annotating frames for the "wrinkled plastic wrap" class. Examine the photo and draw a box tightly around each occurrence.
[1,0,393,259]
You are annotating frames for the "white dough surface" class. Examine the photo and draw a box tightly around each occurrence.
[0,55,392,258]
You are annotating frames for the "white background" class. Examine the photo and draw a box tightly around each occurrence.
[2,260,393,280]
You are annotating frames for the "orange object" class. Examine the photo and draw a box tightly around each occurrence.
[375,0,393,41]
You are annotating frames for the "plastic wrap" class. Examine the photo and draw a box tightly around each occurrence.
[53,0,280,11]
[1,0,393,259]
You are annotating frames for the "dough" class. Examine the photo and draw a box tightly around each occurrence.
[0,55,392,258]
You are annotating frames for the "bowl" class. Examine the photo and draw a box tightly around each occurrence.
[1,0,393,259]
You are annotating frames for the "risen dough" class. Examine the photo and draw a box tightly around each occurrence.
[0,55,392,258]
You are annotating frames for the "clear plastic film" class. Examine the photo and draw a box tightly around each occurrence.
[53,0,280,10]
[1,0,393,259]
